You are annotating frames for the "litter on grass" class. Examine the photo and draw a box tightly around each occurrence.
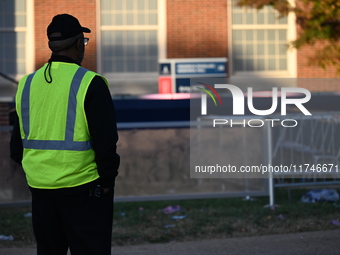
[278,214,285,219]
[162,205,183,214]
[172,215,187,220]
[0,235,14,241]
[164,224,176,228]
[331,220,340,226]
[24,212,32,218]
[301,189,339,203]
[242,195,254,201]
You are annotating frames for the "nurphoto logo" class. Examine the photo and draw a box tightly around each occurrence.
[197,84,312,128]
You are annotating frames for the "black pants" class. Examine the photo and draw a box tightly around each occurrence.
[31,187,114,255]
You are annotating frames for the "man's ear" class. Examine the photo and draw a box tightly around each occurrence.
[76,37,83,51]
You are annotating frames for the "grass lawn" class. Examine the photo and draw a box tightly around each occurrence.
[0,188,339,248]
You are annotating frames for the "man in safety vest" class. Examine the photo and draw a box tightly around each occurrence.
[10,14,120,255]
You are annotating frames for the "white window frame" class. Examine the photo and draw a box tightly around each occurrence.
[25,0,35,77]
[0,0,34,83]
[227,0,297,78]
[96,0,167,82]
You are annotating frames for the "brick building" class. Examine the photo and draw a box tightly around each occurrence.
[0,0,339,125]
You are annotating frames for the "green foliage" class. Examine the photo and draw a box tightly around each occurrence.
[236,0,340,74]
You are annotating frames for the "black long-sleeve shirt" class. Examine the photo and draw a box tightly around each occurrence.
[10,55,120,192]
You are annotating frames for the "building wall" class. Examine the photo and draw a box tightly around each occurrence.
[297,44,338,80]
[34,0,97,72]
[295,22,339,91]
[31,0,339,92]
[166,0,228,59]
[1,0,340,125]
[0,103,10,126]
[294,0,338,82]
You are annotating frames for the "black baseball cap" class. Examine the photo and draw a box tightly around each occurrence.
[47,14,91,41]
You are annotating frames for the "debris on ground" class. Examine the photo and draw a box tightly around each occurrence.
[331,220,340,226]
[278,214,285,219]
[24,212,32,218]
[162,205,183,214]
[0,235,14,241]
[164,224,176,228]
[242,195,254,201]
[172,215,187,220]
[301,189,339,203]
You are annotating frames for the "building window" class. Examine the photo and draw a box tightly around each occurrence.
[0,0,27,77]
[100,0,159,74]
[231,1,296,76]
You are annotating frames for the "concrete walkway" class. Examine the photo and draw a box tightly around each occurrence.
[0,229,339,255]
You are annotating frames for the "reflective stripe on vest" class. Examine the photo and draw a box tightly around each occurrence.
[21,67,92,151]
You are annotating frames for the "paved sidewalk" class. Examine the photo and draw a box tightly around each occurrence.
[1,229,339,255]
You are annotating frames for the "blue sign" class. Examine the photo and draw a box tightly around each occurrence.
[159,63,171,75]
[175,62,226,75]
[176,78,190,93]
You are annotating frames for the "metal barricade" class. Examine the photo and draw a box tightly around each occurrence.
[271,112,340,185]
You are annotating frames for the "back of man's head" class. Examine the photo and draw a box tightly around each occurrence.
[47,14,90,52]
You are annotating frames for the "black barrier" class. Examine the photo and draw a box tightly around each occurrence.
[113,93,340,123]
[3,93,340,123]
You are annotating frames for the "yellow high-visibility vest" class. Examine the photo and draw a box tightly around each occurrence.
[16,62,107,189]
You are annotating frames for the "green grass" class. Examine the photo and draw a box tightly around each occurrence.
[0,206,35,247]
[1,188,340,248]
